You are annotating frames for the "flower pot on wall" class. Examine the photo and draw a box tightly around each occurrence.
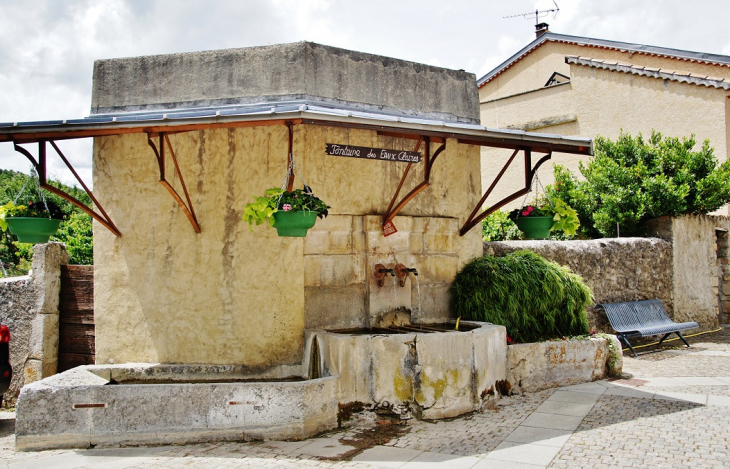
[5,217,62,244]
[513,216,554,240]
[272,211,318,237]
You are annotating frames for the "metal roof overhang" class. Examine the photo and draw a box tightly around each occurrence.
[0,105,592,237]
[0,105,592,155]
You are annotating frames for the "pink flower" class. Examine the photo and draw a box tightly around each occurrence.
[527,206,534,212]
[522,210,530,217]
[282,204,292,211]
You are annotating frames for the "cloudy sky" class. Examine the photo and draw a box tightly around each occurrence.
[1,0,729,187]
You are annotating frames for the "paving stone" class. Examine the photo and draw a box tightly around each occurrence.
[520,412,584,432]
[534,400,595,417]
[707,394,730,406]
[352,446,423,467]
[505,426,573,447]
[401,451,482,468]
[603,386,655,399]
[547,390,601,405]
[485,441,562,466]
[653,391,707,404]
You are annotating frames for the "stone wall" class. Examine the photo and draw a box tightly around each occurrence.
[0,243,69,399]
[92,42,479,123]
[304,215,479,330]
[484,238,673,331]
[93,124,482,366]
[644,215,730,328]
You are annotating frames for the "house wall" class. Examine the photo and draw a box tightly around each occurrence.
[480,52,729,214]
[480,40,730,103]
[92,125,482,366]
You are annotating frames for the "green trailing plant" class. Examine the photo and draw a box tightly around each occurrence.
[547,131,730,237]
[242,186,329,231]
[450,250,592,343]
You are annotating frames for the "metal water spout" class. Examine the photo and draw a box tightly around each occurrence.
[374,263,395,287]
[395,264,418,287]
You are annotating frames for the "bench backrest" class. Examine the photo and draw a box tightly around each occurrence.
[598,299,672,333]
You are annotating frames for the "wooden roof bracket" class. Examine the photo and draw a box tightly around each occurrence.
[12,140,122,237]
[459,148,553,236]
[383,138,447,224]
[146,133,201,233]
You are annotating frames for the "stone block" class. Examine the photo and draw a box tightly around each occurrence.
[304,254,365,287]
[409,233,423,253]
[473,324,508,397]
[411,283,451,323]
[507,337,618,393]
[309,215,353,233]
[31,242,69,314]
[423,233,455,254]
[28,313,59,361]
[371,334,416,405]
[414,254,459,284]
[415,332,475,419]
[422,217,457,234]
[305,285,367,330]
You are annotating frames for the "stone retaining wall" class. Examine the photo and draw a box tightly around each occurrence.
[507,336,623,393]
[0,243,69,400]
[484,238,673,331]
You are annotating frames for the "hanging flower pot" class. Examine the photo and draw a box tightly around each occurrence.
[5,217,62,244]
[272,210,319,237]
[1,200,64,244]
[512,216,554,240]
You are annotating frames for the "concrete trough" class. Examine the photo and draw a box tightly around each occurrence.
[16,364,338,451]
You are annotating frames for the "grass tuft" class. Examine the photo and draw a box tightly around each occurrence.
[451,250,592,343]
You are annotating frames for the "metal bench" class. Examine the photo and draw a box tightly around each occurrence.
[597,299,699,357]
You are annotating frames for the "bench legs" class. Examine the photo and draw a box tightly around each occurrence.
[658,332,692,348]
[618,334,638,358]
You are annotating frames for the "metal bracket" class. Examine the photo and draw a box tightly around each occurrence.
[460,148,553,236]
[383,137,447,224]
[12,140,121,237]
[146,133,201,233]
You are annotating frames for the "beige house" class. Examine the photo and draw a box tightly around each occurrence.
[478,27,730,213]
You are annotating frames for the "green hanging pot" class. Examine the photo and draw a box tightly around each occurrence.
[5,217,62,244]
[272,211,318,237]
[513,216,554,240]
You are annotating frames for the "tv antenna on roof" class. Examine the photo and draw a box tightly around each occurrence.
[504,0,560,24]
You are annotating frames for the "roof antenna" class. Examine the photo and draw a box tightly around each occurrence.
[504,0,560,36]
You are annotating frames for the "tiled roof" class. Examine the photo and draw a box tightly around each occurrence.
[477,33,730,88]
[565,56,730,90]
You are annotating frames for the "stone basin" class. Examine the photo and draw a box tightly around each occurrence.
[314,321,507,420]
[16,321,508,450]
[15,363,337,451]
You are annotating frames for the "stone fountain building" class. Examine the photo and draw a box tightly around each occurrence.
[0,42,593,449]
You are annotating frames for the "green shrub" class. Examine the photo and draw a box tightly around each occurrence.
[482,210,521,241]
[547,131,730,237]
[451,250,592,343]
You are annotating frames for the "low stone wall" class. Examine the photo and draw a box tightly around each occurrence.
[507,336,623,393]
[0,243,69,400]
[484,238,673,331]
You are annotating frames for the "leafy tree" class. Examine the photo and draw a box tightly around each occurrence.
[547,131,730,237]
[0,169,93,276]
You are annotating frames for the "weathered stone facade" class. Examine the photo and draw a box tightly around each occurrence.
[484,238,673,331]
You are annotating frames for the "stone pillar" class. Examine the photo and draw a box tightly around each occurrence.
[23,242,69,385]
